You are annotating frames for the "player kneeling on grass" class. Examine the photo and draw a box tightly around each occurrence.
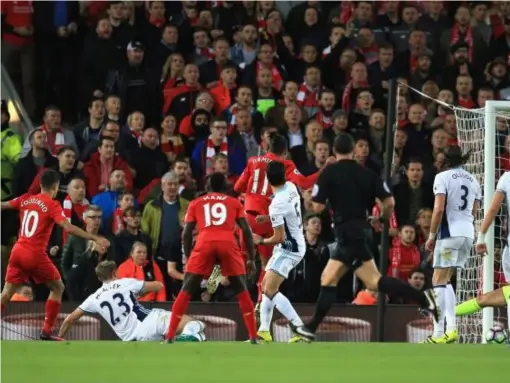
[58,260,206,342]
[165,173,259,343]
[252,161,308,343]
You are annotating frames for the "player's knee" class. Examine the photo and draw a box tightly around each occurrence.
[48,280,65,295]
[432,269,449,286]
[320,270,338,287]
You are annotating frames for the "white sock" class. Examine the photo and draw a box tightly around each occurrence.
[433,285,446,338]
[273,292,303,327]
[445,284,456,332]
[258,294,275,332]
[182,320,204,339]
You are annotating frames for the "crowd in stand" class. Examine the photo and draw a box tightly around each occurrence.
[2,1,510,305]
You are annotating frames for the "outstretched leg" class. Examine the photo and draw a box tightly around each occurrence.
[165,273,203,341]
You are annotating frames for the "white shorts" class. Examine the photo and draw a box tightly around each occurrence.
[433,237,473,269]
[501,245,510,282]
[132,309,171,341]
[265,247,304,279]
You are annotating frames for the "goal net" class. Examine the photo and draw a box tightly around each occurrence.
[454,102,510,343]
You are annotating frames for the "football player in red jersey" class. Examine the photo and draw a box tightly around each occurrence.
[234,132,327,308]
[165,173,258,343]
[0,170,110,340]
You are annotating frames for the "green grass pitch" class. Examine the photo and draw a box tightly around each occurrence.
[2,341,508,383]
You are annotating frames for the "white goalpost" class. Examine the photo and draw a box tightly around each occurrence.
[455,100,510,343]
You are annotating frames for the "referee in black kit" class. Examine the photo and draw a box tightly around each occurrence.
[295,133,440,341]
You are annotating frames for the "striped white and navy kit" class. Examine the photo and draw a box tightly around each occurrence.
[266,182,306,279]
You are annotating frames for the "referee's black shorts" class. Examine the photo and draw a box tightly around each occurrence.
[331,220,374,269]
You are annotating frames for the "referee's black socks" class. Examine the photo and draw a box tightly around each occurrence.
[308,286,337,333]
[377,276,427,307]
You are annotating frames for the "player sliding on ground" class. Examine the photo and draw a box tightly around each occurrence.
[455,171,510,336]
[424,146,481,344]
[252,161,308,343]
[58,257,206,341]
[234,131,330,319]
[165,173,259,343]
[0,169,111,341]
[294,134,440,342]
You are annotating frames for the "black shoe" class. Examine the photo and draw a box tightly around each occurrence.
[249,338,259,344]
[164,338,174,344]
[423,289,440,323]
[294,325,315,341]
[40,332,64,341]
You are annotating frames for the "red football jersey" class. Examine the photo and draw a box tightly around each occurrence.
[234,152,319,215]
[9,193,66,255]
[185,192,246,246]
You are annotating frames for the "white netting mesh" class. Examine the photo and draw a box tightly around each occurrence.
[454,107,509,343]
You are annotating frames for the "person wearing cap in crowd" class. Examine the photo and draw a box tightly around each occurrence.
[105,40,161,125]
[485,57,510,96]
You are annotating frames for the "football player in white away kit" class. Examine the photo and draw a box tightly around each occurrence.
[425,146,481,344]
[454,171,510,335]
[252,161,308,343]
[58,260,206,341]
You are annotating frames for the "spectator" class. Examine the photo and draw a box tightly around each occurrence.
[488,15,510,61]
[104,94,122,123]
[296,65,323,118]
[209,64,239,114]
[28,146,81,202]
[280,104,305,150]
[265,80,308,127]
[61,205,109,301]
[160,52,185,91]
[241,42,286,91]
[188,28,213,67]
[73,98,105,154]
[141,171,189,296]
[211,153,239,191]
[13,129,57,197]
[80,121,130,164]
[191,117,246,179]
[179,93,215,147]
[199,37,237,88]
[114,207,153,266]
[147,24,180,71]
[81,14,122,103]
[83,136,133,198]
[310,89,336,133]
[10,285,33,302]
[108,1,134,49]
[233,108,259,160]
[408,268,427,292]
[122,111,145,152]
[230,23,258,66]
[393,159,434,226]
[132,127,169,190]
[223,86,264,131]
[91,168,130,231]
[22,105,78,157]
[388,224,422,282]
[353,136,380,175]
[105,40,162,124]
[61,178,89,244]
[160,114,185,163]
[112,192,135,235]
[117,241,166,302]
[162,63,201,120]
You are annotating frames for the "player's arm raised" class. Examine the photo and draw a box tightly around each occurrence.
[58,307,86,338]
[1,197,21,210]
[287,157,336,191]
[234,160,251,194]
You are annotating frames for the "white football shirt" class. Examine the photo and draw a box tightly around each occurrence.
[79,278,152,341]
[269,181,306,256]
[433,168,481,239]
[496,171,510,236]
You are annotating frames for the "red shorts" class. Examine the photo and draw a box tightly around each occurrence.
[5,247,61,285]
[186,240,246,277]
[246,213,274,261]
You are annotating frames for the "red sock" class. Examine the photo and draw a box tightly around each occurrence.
[166,291,191,340]
[237,289,257,339]
[42,299,61,334]
[257,270,266,303]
